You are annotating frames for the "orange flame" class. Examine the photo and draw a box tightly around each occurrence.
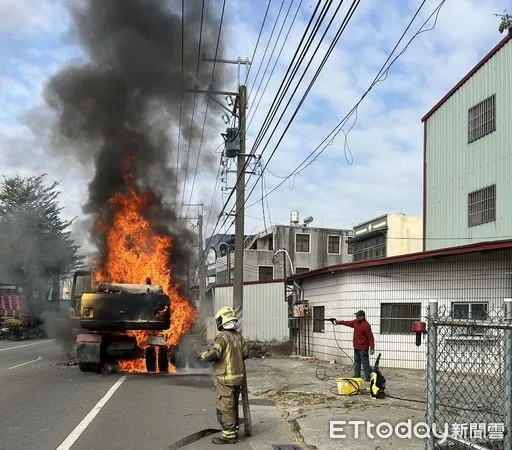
[97,158,196,373]
[117,358,147,374]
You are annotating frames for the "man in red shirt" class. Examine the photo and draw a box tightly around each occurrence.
[329,310,375,381]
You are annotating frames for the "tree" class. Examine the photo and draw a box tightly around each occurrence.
[0,175,83,317]
[497,12,512,36]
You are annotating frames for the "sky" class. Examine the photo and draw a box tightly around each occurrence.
[0,0,509,252]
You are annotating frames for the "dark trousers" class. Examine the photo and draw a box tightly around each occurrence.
[216,382,241,439]
[354,349,371,381]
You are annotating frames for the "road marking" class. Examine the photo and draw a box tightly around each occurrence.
[8,356,43,370]
[56,376,127,450]
[0,339,55,352]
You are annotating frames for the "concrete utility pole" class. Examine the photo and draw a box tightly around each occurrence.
[180,203,204,309]
[232,84,247,320]
[189,57,252,436]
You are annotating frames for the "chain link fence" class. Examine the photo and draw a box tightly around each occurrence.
[426,299,512,450]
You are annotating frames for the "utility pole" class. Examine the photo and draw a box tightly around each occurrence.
[232,84,247,320]
[187,56,252,437]
[180,203,204,309]
[232,82,251,439]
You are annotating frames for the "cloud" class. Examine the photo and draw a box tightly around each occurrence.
[0,0,509,252]
[0,0,68,35]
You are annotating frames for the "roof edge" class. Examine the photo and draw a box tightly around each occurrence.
[211,278,286,289]
[288,239,512,282]
[421,35,511,122]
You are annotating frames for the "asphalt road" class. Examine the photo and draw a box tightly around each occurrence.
[0,339,293,450]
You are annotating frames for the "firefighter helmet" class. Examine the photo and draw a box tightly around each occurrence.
[215,306,238,330]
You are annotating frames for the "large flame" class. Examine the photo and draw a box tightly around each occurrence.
[95,159,196,373]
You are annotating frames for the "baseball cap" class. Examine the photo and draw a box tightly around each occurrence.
[354,310,365,317]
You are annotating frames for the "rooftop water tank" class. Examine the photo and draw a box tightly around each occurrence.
[290,210,299,226]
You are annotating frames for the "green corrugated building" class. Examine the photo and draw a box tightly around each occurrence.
[422,35,512,251]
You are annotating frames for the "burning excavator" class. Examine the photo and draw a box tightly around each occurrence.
[68,170,196,374]
[70,271,173,373]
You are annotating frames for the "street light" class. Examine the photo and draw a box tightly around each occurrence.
[219,242,232,283]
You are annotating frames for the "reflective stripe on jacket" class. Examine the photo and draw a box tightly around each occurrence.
[212,330,249,386]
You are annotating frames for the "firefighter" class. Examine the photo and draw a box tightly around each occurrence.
[198,306,249,445]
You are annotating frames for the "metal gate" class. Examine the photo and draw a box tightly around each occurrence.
[426,299,512,450]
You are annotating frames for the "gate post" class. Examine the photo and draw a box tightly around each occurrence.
[426,299,438,450]
[504,298,512,450]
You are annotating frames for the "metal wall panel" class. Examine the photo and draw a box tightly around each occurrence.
[425,39,512,250]
[211,281,288,341]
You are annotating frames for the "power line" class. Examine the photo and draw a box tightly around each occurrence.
[195,0,207,85]
[260,172,267,230]
[254,0,358,159]
[187,0,226,205]
[249,0,446,208]
[237,0,340,224]
[179,94,199,215]
[204,138,232,235]
[263,173,272,227]
[244,0,273,86]
[179,0,206,216]
[206,0,360,251]
[210,0,227,83]
[205,0,325,242]
[247,0,287,100]
[247,0,298,120]
[246,0,304,132]
[205,0,341,250]
[210,0,440,249]
[187,100,211,206]
[250,0,331,154]
[174,0,185,208]
[243,0,361,212]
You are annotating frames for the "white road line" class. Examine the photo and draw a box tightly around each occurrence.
[0,339,55,352]
[8,356,43,370]
[56,376,127,450]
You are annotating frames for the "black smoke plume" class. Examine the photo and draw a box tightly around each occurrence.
[43,0,228,290]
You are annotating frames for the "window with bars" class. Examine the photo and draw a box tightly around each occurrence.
[258,266,274,281]
[313,305,325,333]
[295,233,310,253]
[381,303,421,334]
[451,302,488,336]
[468,185,496,227]
[328,235,341,254]
[295,267,310,274]
[468,95,496,143]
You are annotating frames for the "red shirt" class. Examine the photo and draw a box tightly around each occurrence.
[337,319,375,351]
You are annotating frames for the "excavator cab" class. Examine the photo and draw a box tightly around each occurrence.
[69,270,93,321]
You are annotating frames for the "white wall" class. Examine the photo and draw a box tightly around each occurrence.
[303,250,511,370]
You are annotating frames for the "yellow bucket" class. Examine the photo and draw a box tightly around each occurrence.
[336,377,363,395]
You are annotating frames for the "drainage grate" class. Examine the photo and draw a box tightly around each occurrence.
[272,445,300,450]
